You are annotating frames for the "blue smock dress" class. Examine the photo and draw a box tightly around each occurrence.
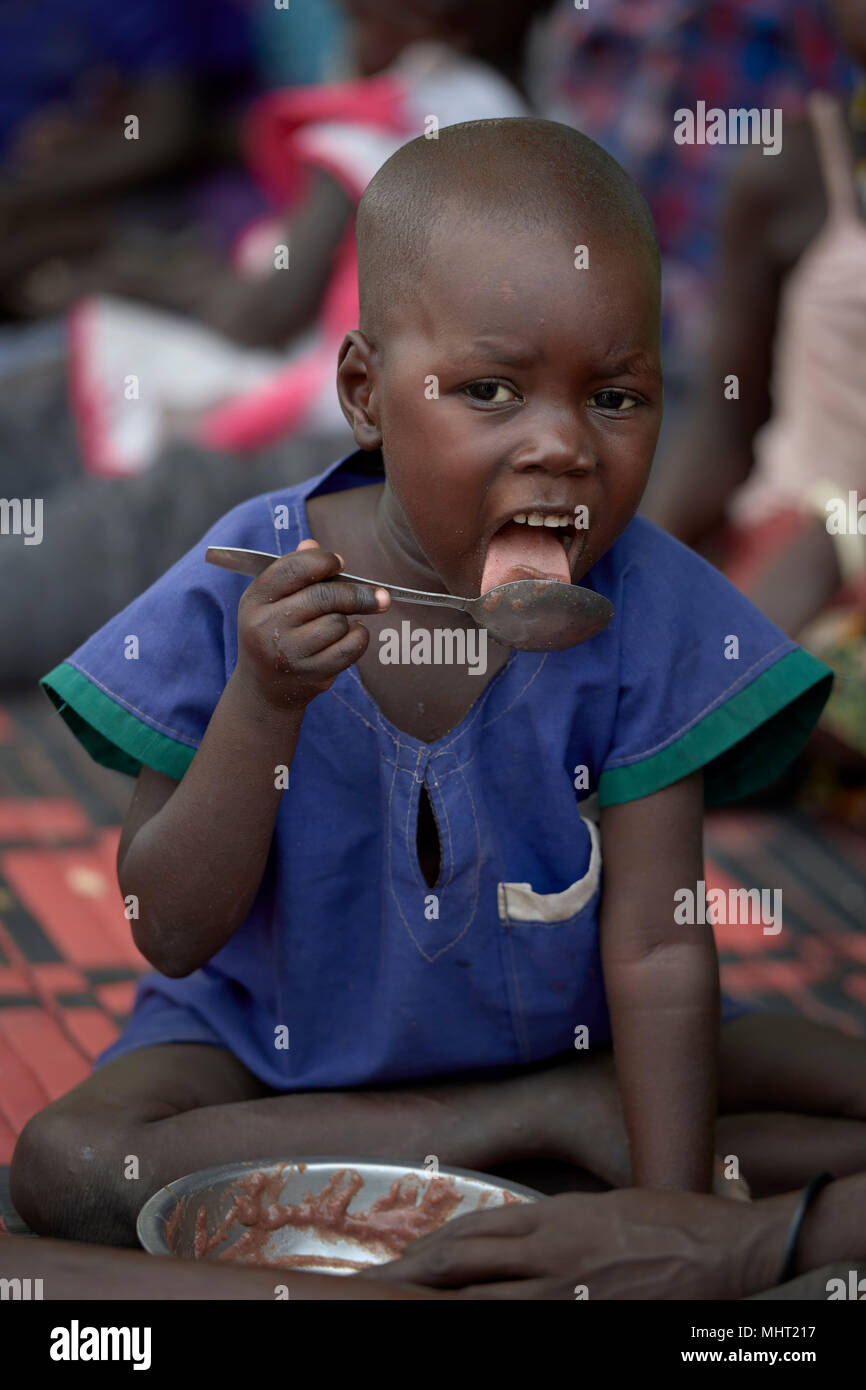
[41,449,833,1090]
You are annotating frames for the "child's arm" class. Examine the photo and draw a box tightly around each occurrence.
[1,75,199,208]
[599,769,719,1192]
[57,168,350,346]
[17,167,353,344]
[746,513,841,638]
[197,168,354,348]
[117,541,388,978]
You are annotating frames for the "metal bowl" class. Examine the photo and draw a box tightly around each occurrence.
[138,1156,543,1276]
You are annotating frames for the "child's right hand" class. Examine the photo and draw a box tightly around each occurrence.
[234,538,390,710]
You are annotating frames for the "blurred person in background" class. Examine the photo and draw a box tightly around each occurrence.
[0,0,259,350]
[542,0,856,458]
[0,0,556,686]
[48,0,553,473]
[645,0,866,825]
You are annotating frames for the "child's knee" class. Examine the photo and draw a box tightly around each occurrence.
[10,1101,138,1245]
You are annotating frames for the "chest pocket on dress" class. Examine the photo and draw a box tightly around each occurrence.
[496,796,608,1063]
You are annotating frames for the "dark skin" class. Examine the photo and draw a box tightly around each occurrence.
[1,74,197,203]
[115,215,721,1195]
[2,57,354,342]
[0,73,200,314]
[3,1172,866,1299]
[364,1176,866,1300]
[13,167,355,349]
[305,481,512,746]
[643,116,861,544]
[643,82,865,635]
[0,1232,438,1301]
[317,224,663,739]
[329,221,720,1194]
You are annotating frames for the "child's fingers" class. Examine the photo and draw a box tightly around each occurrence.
[296,537,340,564]
[296,536,346,571]
[249,546,389,617]
[371,1235,533,1289]
[271,577,388,625]
[286,611,364,660]
[248,545,344,604]
[295,538,390,611]
[400,1203,537,1248]
[288,620,371,680]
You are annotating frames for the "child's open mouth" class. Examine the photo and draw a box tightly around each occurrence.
[481,510,576,592]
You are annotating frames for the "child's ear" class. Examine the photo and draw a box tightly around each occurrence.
[336,331,382,450]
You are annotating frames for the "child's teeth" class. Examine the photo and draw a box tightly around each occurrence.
[510,511,572,527]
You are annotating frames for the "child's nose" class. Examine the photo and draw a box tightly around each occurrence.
[509,420,597,478]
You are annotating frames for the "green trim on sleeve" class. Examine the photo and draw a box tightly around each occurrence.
[598,647,834,808]
[39,661,198,781]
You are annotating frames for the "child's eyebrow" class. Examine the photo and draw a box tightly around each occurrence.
[446,341,660,377]
[597,350,658,377]
[453,338,543,368]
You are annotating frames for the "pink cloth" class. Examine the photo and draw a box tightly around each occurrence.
[732,93,866,524]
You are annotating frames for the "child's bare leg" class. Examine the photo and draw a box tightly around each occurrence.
[10,1042,623,1247]
[716,1014,866,1195]
[716,1111,866,1194]
[478,1015,866,1198]
[11,1045,272,1246]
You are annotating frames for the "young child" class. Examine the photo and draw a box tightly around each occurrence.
[15,118,866,1255]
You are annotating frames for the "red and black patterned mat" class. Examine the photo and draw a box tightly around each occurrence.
[0,691,148,1171]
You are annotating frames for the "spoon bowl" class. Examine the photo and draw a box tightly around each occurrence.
[474,576,613,650]
[205,547,614,652]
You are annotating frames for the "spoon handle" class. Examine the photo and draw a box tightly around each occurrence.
[204,548,468,614]
[334,573,468,614]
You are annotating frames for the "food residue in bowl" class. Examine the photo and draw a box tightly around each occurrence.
[163,1164,526,1267]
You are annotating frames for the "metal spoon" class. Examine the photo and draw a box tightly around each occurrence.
[205,546,614,652]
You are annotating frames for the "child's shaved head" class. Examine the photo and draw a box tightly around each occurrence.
[356,117,660,346]
[340,115,664,608]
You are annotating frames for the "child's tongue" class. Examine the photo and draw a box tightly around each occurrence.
[481,519,571,592]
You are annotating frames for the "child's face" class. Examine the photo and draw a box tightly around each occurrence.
[341,218,662,599]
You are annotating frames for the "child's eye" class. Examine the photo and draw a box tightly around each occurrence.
[588,389,640,412]
[463,380,519,405]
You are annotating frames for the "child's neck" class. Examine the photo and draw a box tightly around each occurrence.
[305,483,512,744]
